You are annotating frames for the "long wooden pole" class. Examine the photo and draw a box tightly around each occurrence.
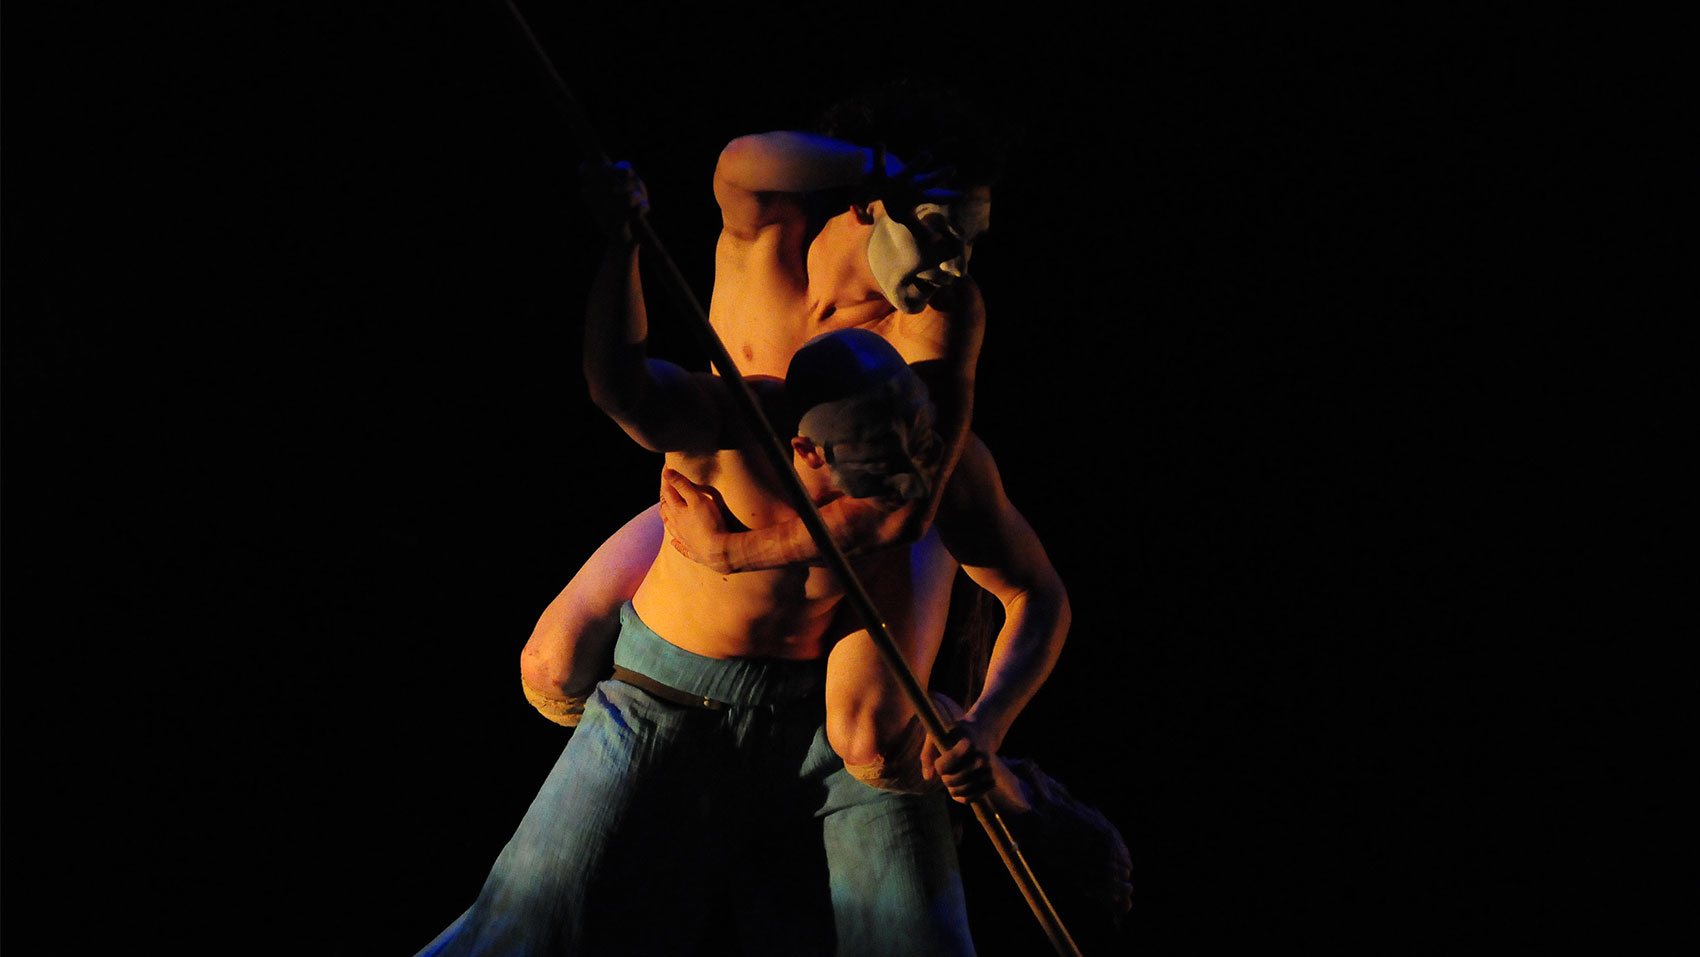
[497,4,1082,953]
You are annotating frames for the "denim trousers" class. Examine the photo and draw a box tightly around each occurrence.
[417,603,973,956]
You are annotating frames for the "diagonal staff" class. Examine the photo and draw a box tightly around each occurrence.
[496,3,1082,954]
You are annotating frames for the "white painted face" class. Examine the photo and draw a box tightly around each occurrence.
[866,197,991,314]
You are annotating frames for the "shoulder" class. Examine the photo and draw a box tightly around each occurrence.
[942,433,1001,508]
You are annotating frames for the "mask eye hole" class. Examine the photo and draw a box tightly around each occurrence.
[912,216,959,256]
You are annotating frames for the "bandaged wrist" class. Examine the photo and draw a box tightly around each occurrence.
[521,677,591,728]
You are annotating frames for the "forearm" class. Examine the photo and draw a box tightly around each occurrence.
[582,235,649,417]
[721,518,818,572]
[718,498,913,572]
[581,235,717,451]
[965,585,1071,753]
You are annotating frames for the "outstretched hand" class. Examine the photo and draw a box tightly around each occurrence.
[921,692,997,804]
[659,468,732,574]
[579,160,650,239]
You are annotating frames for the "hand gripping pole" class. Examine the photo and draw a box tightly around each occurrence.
[497,4,1083,953]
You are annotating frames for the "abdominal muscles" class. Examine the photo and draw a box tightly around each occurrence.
[632,546,841,660]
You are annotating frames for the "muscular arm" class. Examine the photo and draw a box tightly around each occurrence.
[713,132,880,239]
[822,433,1068,803]
[519,506,663,724]
[583,231,729,452]
[934,433,1070,755]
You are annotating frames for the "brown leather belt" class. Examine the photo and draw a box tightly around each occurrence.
[610,665,728,711]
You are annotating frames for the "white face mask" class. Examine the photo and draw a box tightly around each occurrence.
[865,198,990,314]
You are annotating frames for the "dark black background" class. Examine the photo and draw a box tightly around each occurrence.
[5,3,1535,954]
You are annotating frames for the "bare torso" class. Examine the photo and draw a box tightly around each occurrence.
[630,208,963,660]
[631,418,856,659]
[528,146,976,692]
[708,210,958,378]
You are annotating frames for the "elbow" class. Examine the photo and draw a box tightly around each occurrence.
[1008,573,1071,659]
[583,352,628,414]
[718,134,761,168]
[584,367,647,432]
[584,376,627,421]
[519,642,571,699]
[520,648,590,729]
[714,135,769,192]
[1045,579,1073,654]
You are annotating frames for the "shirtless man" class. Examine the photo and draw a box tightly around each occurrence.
[568,154,1066,954]
[419,296,973,953]
[419,151,1065,954]
[521,131,1004,772]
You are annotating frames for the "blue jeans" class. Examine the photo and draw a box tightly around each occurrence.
[816,729,975,956]
[417,603,973,956]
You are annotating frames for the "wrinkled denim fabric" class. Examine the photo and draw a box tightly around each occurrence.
[416,602,972,956]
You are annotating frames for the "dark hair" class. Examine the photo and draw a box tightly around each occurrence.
[815,80,1011,188]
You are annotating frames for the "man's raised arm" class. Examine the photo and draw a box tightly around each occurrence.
[581,163,728,452]
[713,132,881,239]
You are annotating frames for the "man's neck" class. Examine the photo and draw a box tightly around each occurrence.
[806,215,891,321]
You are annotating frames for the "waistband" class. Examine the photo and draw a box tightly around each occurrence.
[612,602,827,707]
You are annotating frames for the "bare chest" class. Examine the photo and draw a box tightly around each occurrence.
[709,264,949,377]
